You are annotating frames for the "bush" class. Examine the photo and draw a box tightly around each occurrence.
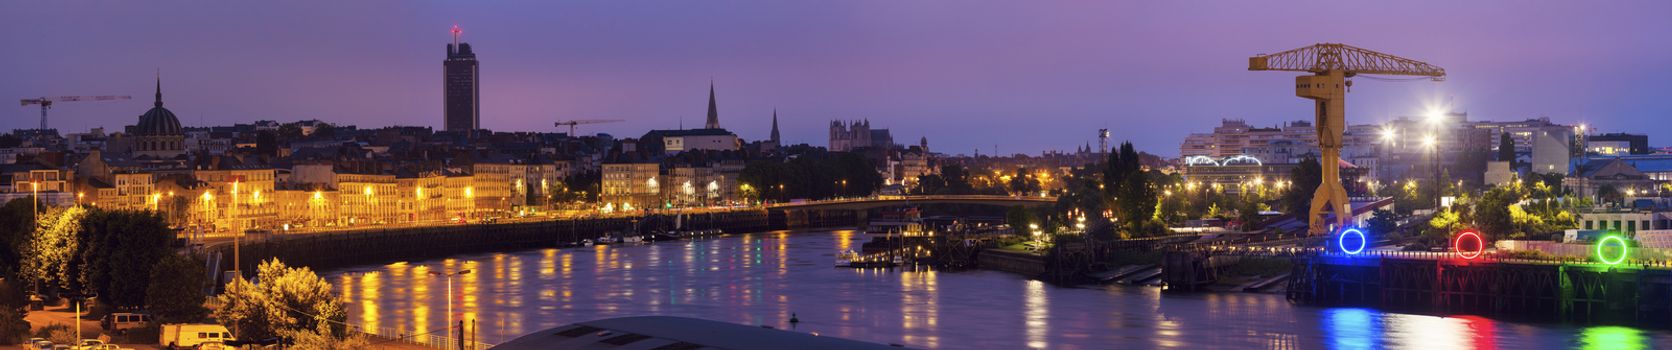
[34,323,74,344]
[146,254,209,324]
[0,308,28,344]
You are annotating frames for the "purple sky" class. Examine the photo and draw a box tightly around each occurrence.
[5,1,1672,157]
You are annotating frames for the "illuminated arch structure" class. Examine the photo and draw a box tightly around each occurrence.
[1184,155,1221,167]
[1182,154,1265,167]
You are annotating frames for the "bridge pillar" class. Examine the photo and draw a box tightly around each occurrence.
[854,209,868,232]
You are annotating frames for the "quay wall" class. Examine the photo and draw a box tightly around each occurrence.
[1287,255,1672,327]
[212,209,857,274]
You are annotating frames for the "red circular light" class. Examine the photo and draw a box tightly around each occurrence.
[1454,230,1484,259]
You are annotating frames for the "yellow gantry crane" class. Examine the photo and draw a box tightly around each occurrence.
[1249,43,1445,236]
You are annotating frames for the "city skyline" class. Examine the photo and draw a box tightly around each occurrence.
[6,1,1672,156]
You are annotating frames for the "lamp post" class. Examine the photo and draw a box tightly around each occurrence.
[430,269,473,342]
[1426,110,1446,210]
[30,181,38,219]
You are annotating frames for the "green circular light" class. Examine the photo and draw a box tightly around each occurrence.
[1596,235,1628,265]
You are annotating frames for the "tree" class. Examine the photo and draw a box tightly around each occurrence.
[146,254,209,324]
[1366,210,1400,239]
[22,206,87,291]
[1474,186,1521,241]
[1283,157,1323,217]
[1497,132,1516,164]
[1007,167,1042,195]
[215,259,348,341]
[561,170,602,202]
[1006,206,1036,234]
[1597,185,1622,205]
[0,198,38,279]
[77,210,174,309]
[1105,142,1158,234]
[0,278,29,344]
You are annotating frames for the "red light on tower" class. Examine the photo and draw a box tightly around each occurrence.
[450,24,462,46]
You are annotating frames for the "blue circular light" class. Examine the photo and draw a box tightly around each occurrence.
[1339,227,1366,255]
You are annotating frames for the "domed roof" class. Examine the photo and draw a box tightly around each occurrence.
[134,78,182,136]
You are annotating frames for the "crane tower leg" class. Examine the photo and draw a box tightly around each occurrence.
[1298,72,1354,236]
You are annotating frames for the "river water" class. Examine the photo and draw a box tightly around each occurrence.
[324,229,1670,349]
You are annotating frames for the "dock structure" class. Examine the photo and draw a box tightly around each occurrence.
[1159,243,1672,326]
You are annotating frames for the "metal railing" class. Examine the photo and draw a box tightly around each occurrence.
[347,323,494,350]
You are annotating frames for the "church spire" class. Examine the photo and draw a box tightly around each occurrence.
[705,80,720,129]
[770,108,781,144]
[154,71,164,108]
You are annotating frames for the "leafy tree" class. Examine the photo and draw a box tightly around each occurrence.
[77,210,174,309]
[0,198,38,279]
[1283,157,1323,217]
[1006,206,1036,234]
[0,134,20,148]
[1474,186,1520,240]
[22,206,87,291]
[1597,185,1622,205]
[0,278,29,344]
[146,254,209,324]
[1366,210,1400,239]
[1007,167,1043,195]
[215,259,348,341]
[1428,209,1464,239]
[1117,170,1157,234]
[1106,142,1158,234]
[740,152,884,200]
[287,324,371,349]
[1497,133,1516,164]
[561,170,602,202]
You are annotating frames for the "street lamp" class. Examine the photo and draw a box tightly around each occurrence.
[430,269,473,342]
[1423,133,1441,209]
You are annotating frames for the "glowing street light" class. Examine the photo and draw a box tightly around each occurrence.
[1425,108,1447,126]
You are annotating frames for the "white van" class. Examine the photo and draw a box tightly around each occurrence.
[99,313,153,334]
[158,324,233,349]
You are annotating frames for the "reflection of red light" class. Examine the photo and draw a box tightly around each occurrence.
[1454,316,1498,350]
[1455,230,1484,259]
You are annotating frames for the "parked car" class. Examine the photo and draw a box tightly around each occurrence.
[67,339,104,350]
[194,341,230,350]
[26,338,52,350]
[100,312,153,334]
[159,323,234,349]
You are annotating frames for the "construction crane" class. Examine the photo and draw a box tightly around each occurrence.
[554,119,624,136]
[1249,43,1444,236]
[20,95,133,130]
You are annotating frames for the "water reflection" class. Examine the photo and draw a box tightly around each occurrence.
[1023,279,1047,349]
[327,231,1672,348]
[1324,308,1380,350]
[1580,326,1645,350]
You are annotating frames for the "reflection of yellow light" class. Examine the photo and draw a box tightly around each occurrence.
[359,271,381,330]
